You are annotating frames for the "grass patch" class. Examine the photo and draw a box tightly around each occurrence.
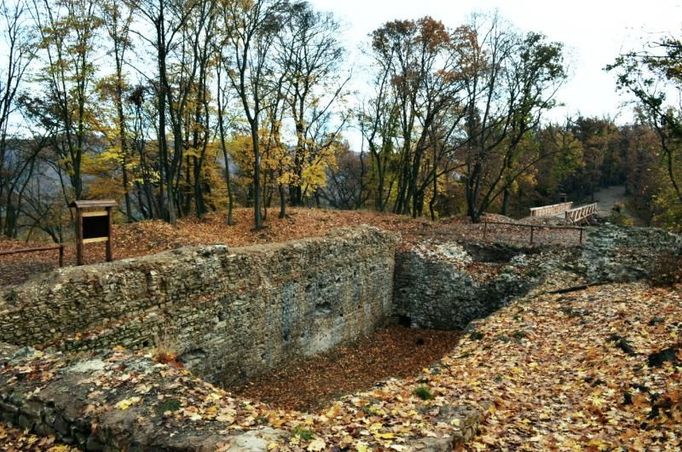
[156,398,181,415]
[292,425,315,441]
[414,385,434,401]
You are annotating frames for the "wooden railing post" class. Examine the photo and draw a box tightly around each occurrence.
[0,244,66,267]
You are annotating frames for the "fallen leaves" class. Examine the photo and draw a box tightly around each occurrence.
[115,396,141,410]
[456,282,682,450]
[1,212,680,449]
[1,207,581,287]
[229,326,461,412]
[0,423,77,452]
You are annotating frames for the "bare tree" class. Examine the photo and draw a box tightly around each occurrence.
[99,0,135,221]
[0,0,35,237]
[366,17,466,216]
[219,0,286,229]
[460,14,565,221]
[29,0,102,201]
[276,2,348,211]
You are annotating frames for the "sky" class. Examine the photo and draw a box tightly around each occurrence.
[308,0,682,124]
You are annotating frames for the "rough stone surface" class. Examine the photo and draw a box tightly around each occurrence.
[0,343,480,451]
[1,223,677,449]
[583,224,682,283]
[0,343,289,451]
[394,225,681,331]
[393,242,548,330]
[0,226,399,385]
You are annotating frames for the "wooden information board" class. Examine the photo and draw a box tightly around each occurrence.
[69,200,117,265]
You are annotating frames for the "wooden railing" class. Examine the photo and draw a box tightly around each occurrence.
[565,203,598,224]
[482,221,585,245]
[529,202,573,218]
[0,244,65,267]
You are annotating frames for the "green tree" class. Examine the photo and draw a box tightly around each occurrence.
[608,39,682,205]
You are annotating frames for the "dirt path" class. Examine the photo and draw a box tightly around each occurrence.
[592,185,627,217]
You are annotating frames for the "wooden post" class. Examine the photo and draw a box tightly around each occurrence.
[530,225,535,245]
[483,221,488,240]
[579,228,584,245]
[105,206,113,262]
[76,207,84,266]
[59,244,64,267]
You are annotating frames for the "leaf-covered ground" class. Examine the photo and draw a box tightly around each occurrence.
[2,210,678,449]
[230,326,463,412]
[2,282,680,450]
[1,208,584,287]
[0,423,76,452]
[462,283,682,450]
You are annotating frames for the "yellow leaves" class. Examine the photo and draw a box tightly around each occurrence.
[588,393,606,408]
[364,404,386,416]
[306,438,326,451]
[47,446,73,452]
[115,396,141,410]
[355,442,370,452]
[203,405,219,419]
[300,153,332,190]
[587,438,611,451]
[374,432,395,440]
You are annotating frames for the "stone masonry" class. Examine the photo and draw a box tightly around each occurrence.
[0,226,399,385]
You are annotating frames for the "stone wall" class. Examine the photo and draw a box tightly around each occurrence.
[0,226,398,385]
[394,224,682,331]
[0,343,480,451]
[393,241,562,330]
[583,224,682,283]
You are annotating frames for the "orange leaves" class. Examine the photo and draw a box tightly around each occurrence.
[457,283,682,450]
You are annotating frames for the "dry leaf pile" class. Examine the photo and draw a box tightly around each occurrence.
[230,326,463,412]
[453,282,682,450]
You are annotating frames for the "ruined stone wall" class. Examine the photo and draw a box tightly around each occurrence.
[393,223,682,331]
[0,226,398,385]
[393,242,548,330]
[583,224,682,283]
[0,343,480,451]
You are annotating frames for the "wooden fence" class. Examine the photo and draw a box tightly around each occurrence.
[565,203,598,224]
[0,244,65,267]
[482,221,585,245]
[529,202,573,218]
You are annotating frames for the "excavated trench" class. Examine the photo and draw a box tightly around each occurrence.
[220,240,551,410]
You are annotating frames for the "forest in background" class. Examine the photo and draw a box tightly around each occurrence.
[0,0,681,244]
